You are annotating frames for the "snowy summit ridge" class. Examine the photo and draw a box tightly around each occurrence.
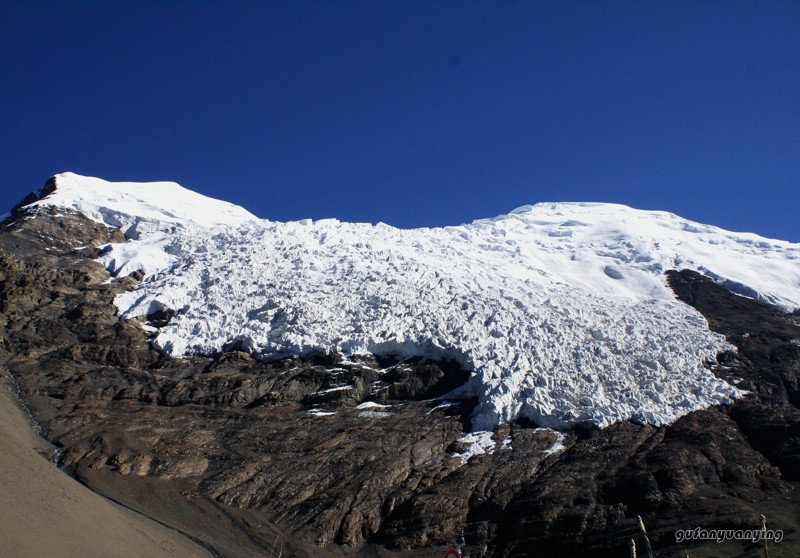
[26,173,800,431]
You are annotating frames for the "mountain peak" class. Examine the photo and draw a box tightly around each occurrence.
[26,173,258,234]
[14,174,800,431]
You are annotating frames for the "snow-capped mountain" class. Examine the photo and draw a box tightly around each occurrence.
[27,173,800,431]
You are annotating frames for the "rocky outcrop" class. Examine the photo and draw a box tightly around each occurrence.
[1,206,799,557]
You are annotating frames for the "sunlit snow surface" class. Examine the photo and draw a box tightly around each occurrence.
[33,174,800,430]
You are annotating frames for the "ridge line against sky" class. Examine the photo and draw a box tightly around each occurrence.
[1,1,798,242]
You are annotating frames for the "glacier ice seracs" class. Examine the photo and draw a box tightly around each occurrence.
[26,173,800,431]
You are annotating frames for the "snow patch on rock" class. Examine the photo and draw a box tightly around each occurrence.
[452,432,496,465]
[536,428,567,457]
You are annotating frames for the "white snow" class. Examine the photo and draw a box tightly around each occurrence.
[452,431,496,465]
[316,385,353,394]
[30,172,257,229]
[535,428,567,457]
[355,401,390,410]
[25,173,800,432]
[308,408,336,417]
[28,172,258,276]
[426,401,459,414]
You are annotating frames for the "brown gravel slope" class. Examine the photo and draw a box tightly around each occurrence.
[0,372,212,558]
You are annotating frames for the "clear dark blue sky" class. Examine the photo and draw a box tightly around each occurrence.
[2,1,799,241]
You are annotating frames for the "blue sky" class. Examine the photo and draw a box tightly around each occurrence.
[1,1,798,241]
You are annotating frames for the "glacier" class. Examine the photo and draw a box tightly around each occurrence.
[25,173,800,431]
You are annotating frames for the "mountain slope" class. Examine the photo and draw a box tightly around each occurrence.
[2,174,800,557]
[28,173,800,431]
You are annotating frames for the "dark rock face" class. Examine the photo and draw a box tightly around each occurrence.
[1,206,799,557]
[667,270,800,482]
